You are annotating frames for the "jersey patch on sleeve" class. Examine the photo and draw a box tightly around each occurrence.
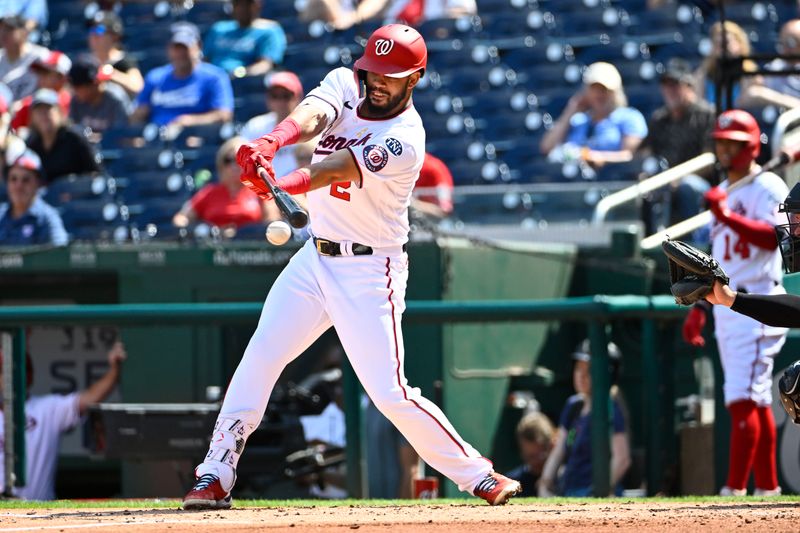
[363,144,389,172]
[385,137,403,157]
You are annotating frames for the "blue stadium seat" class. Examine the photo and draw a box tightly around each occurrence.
[43,175,114,206]
[116,171,194,203]
[130,197,188,227]
[104,147,179,176]
[594,158,646,182]
[59,198,122,238]
[233,222,270,241]
[232,75,267,98]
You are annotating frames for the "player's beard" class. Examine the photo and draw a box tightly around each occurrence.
[363,80,411,117]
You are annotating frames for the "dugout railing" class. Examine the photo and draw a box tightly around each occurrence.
[0,296,685,498]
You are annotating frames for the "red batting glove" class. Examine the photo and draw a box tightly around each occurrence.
[704,186,730,221]
[237,135,279,181]
[682,305,707,347]
[240,162,276,201]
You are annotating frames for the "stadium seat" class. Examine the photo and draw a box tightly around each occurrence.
[59,198,122,240]
[116,171,194,203]
[43,175,114,206]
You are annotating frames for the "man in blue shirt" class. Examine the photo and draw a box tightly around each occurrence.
[203,0,286,78]
[0,149,67,246]
[132,23,233,127]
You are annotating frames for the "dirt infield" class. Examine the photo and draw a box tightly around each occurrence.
[1,500,798,532]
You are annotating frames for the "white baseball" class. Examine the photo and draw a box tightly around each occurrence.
[266,220,292,246]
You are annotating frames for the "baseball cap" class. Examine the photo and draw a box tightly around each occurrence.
[266,71,303,97]
[10,149,43,174]
[31,50,72,76]
[582,61,622,91]
[572,338,622,363]
[0,15,25,29]
[69,57,112,86]
[31,88,59,107]
[660,58,695,85]
[87,10,124,36]
[170,22,200,47]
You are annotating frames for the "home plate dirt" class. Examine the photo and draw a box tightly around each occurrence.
[1,500,798,532]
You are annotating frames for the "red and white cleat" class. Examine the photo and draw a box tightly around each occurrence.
[473,471,522,506]
[182,473,232,510]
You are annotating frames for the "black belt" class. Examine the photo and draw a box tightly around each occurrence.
[314,237,407,256]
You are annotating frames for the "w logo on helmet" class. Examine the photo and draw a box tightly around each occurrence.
[375,39,394,56]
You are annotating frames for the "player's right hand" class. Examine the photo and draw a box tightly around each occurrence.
[682,305,707,347]
[237,135,279,171]
[240,162,276,201]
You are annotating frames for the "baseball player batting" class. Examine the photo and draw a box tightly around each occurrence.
[182,24,521,510]
[682,110,788,496]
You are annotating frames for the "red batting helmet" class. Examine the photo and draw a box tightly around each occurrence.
[354,24,427,79]
[712,109,761,171]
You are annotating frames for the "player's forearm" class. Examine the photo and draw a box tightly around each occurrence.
[285,103,331,142]
[719,212,778,250]
[245,59,273,77]
[731,292,800,328]
[78,364,121,414]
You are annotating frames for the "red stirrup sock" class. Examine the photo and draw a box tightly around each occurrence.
[726,400,759,490]
[753,406,778,490]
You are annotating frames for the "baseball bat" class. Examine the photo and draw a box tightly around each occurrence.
[257,166,309,229]
[640,145,800,249]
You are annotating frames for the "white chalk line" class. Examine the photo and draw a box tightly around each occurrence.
[0,518,264,531]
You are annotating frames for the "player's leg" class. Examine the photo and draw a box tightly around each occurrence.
[184,243,332,509]
[750,335,784,494]
[324,255,518,504]
[724,399,759,493]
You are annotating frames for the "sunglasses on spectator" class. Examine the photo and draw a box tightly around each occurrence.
[268,90,294,100]
[90,24,108,35]
[222,155,237,165]
[7,173,34,184]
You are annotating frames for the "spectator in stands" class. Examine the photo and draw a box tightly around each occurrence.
[0,149,67,246]
[69,56,131,135]
[639,58,715,235]
[11,50,72,131]
[695,20,760,109]
[86,11,144,97]
[173,137,277,231]
[540,62,647,168]
[241,71,303,178]
[131,23,234,128]
[203,0,287,78]
[0,0,47,32]
[505,411,555,498]
[26,89,101,183]
[0,15,48,101]
[538,339,630,497]
[0,82,26,181]
[739,19,800,110]
[412,152,453,219]
[301,0,476,30]
[0,341,126,499]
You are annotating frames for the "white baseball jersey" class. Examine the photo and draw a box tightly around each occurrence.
[711,171,788,291]
[0,393,81,500]
[303,67,425,248]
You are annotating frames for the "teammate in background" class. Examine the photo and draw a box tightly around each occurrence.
[182,24,521,510]
[0,341,126,499]
[411,152,453,219]
[505,411,554,498]
[538,340,630,497]
[682,110,788,496]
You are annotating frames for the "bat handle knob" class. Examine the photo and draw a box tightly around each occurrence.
[288,210,309,229]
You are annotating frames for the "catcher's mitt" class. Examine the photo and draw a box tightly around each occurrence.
[662,238,730,306]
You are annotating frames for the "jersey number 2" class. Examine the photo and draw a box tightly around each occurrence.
[723,234,751,260]
[330,182,351,201]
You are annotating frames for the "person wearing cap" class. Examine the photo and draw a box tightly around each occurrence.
[131,22,233,128]
[0,0,47,32]
[86,10,143,97]
[10,50,72,131]
[241,71,303,178]
[540,61,647,168]
[0,15,49,101]
[738,19,800,111]
[26,88,100,183]
[69,56,131,135]
[203,0,286,78]
[638,58,716,238]
[0,149,67,246]
[411,152,454,219]
[538,339,630,497]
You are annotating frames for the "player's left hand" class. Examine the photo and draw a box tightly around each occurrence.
[237,135,279,173]
[704,186,730,220]
[107,341,127,367]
